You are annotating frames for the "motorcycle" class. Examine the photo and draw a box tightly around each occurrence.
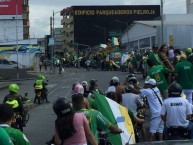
[34,81,48,104]
[11,93,30,132]
[166,127,189,140]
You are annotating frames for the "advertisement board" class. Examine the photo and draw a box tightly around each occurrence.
[72,5,160,47]
[0,0,22,15]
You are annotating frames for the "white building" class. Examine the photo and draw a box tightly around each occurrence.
[0,15,23,43]
[121,14,193,50]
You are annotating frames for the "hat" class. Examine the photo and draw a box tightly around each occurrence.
[152,44,158,49]
[145,79,156,86]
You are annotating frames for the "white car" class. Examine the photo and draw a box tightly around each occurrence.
[10,61,26,68]
[0,59,15,69]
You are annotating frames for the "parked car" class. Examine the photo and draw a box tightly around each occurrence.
[0,59,15,69]
[10,61,26,68]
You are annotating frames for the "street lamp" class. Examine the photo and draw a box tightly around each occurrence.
[94,25,106,44]
[114,20,129,50]
[51,10,61,73]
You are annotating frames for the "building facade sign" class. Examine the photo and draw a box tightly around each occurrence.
[0,0,22,15]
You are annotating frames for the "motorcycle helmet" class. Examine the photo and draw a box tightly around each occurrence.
[37,74,42,80]
[82,81,88,91]
[89,79,97,86]
[127,74,137,83]
[9,84,19,94]
[72,83,84,95]
[185,48,192,56]
[82,81,88,87]
[41,75,45,81]
[53,98,72,117]
[168,83,182,97]
[188,53,193,63]
[111,76,120,84]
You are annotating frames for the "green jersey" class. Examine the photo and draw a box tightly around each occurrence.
[1,125,30,145]
[148,52,161,66]
[0,128,13,145]
[75,109,111,144]
[174,60,193,89]
[147,65,169,92]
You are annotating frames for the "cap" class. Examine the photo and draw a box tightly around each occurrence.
[145,79,156,86]
[152,44,158,49]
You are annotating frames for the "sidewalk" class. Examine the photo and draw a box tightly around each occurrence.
[0,81,10,90]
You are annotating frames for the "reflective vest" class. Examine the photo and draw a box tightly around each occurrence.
[6,100,19,108]
[35,79,43,90]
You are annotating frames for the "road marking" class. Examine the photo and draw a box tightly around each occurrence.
[62,85,71,89]
[46,84,57,88]
[48,74,84,96]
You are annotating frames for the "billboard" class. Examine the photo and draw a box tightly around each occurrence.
[72,5,160,47]
[0,0,22,15]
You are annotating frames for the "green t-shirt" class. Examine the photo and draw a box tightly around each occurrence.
[147,65,169,92]
[174,60,193,89]
[148,52,161,66]
[76,109,111,144]
[0,128,13,145]
[1,125,30,145]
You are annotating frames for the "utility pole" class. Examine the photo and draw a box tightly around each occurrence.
[50,16,53,73]
[53,10,55,74]
[16,0,19,79]
[161,0,164,44]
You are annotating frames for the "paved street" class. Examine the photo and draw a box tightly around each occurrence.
[0,68,145,145]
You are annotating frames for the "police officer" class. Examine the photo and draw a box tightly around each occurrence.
[161,83,193,139]
[3,84,24,116]
[34,75,49,104]
[3,84,25,130]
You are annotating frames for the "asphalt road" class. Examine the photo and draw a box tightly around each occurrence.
[0,68,145,145]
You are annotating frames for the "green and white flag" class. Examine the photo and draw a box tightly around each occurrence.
[112,37,119,46]
[94,92,135,145]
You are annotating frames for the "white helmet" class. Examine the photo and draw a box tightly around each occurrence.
[111,76,120,84]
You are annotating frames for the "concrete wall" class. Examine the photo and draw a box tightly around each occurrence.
[0,68,36,80]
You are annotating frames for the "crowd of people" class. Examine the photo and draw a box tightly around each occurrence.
[1,44,193,145]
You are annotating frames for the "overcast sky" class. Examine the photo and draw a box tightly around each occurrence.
[29,0,187,38]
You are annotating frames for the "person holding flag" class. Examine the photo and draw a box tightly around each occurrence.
[72,93,122,145]
[93,91,136,145]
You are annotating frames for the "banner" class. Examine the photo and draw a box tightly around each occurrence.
[0,0,23,15]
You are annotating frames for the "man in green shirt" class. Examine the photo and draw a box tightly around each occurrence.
[174,54,193,104]
[0,128,13,145]
[72,93,122,144]
[146,59,170,99]
[148,44,162,66]
[0,104,31,145]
